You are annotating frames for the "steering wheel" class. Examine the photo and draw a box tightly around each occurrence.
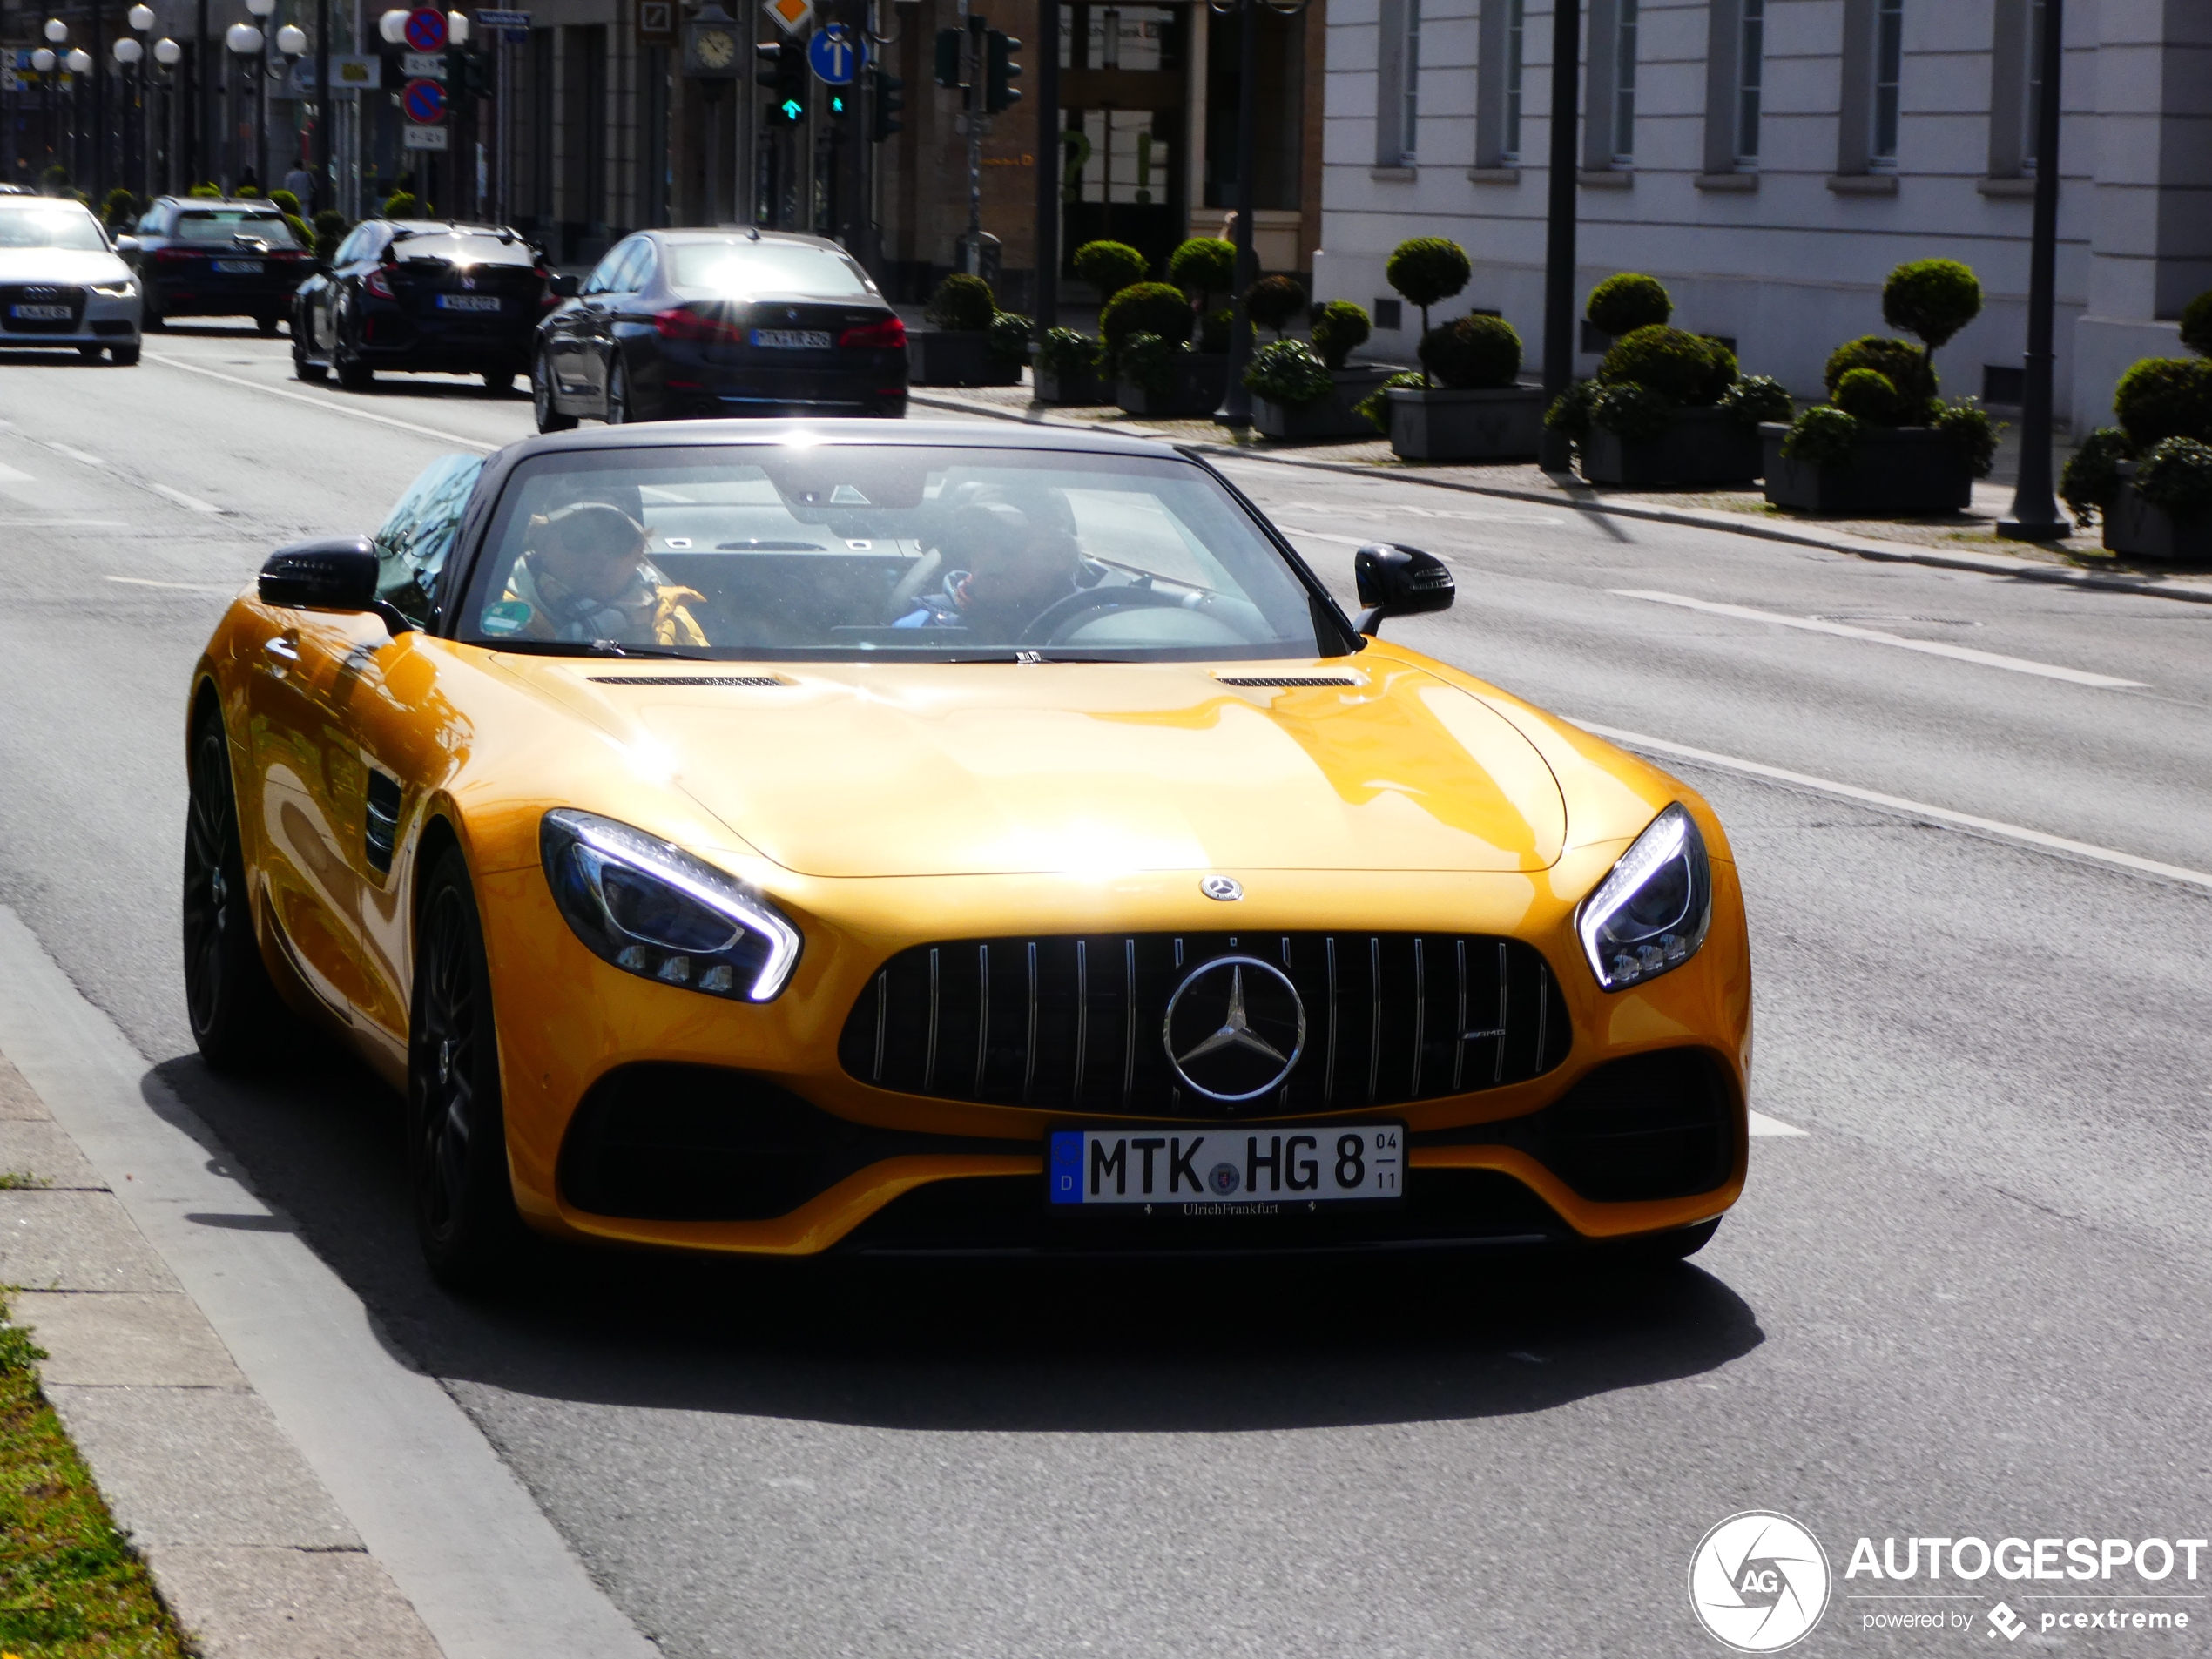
[1020,584,1207,646]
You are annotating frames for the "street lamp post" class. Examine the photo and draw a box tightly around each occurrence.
[277,21,307,197]
[156,37,183,193]
[244,0,276,191]
[1999,0,2069,541]
[225,19,263,191]
[30,45,57,186]
[114,34,145,200]
[129,3,158,196]
[1537,0,1581,473]
[64,48,93,191]
[42,20,68,187]
[1209,0,1309,430]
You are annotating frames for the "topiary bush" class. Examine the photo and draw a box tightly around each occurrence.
[282,213,314,250]
[187,182,222,199]
[1244,274,1307,338]
[988,310,1034,365]
[1197,306,1232,354]
[1934,397,2002,477]
[268,188,300,218]
[1355,369,1428,432]
[1073,239,1148,300]
[1832,366,1913,425]
[100,187,137,231]
[1100,280,1193,361]
[2182,288,2212,358]
[1243,339,1333,408]
[1168,237,1237,307]
[927,272,997,332]
[1544,379,1599,444]
[1586,273,1671,337]
[1884,258,1983,356]
[1589,381,1671,442]
[1419,313,1522,389]
[1038,327,1102,376]
[1720,374,1794,426]
[2113,356,2212,448]
[2135,435,2212,517]
[1385,236,1472,338]
[1599,325,1733,406]
[312,208,349,260]
[1824,336,1938,413]
[2060,427,2134,526]
[1781,405,1863,467]
[1310,300,1371,369]
[381,190,420,218]
[1118,332,1181,395]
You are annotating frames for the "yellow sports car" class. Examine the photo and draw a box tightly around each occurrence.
[184,421,1750,1284]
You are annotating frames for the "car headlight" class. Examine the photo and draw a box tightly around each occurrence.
[1575,803,1713,991]
[540,808,800,1001]
[91,279,137,296]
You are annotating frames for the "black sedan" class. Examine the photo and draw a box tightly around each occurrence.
[531,228,907,431]
[293,219,555,392]
[118,197,314,333]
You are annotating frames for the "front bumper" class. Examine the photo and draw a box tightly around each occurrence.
[474,853,1754,1258]
[0,288,140,347]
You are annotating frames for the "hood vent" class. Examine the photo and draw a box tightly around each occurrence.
[588,674,790,688]
[1214,674,1360,688]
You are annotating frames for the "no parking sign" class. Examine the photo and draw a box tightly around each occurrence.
[402,6,448,52]
[401,76,447,122]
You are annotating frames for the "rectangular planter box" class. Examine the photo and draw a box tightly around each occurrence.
[2103,478,2212,561]
[1580,406,1764,486]
[1117,354,1229,418]
[908,330,1022,388]
[1253,367,1398,441]
[1386,385,1546,462]
[1035,361,1110,404]
[1759,421,1974,515]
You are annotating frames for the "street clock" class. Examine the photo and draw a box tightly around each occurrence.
[684,2,742,76]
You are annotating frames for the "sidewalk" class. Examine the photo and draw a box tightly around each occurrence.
[908,377,2212,609]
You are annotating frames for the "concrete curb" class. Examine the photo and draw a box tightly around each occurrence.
[907,388,2212,610]
[0,901,662,1659]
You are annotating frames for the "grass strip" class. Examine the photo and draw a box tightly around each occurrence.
[0,1293,190,1656]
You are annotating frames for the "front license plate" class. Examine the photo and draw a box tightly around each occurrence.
[9,304,71,320]
[212,260,265,274]
[437,293,502,312]
[1049,1123,1404,1210]
[750,327,832,350]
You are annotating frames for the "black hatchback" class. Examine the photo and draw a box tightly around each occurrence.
[293,219,554,392]
[531,228,907,431]
[118,197,314,332]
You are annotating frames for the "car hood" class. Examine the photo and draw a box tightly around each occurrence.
[530,658,1568,878]
[0,248,132,286]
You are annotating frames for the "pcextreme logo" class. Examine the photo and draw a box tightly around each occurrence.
[1689,1511,1833,1651]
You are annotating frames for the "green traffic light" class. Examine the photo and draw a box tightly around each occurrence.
[781,98,803,120]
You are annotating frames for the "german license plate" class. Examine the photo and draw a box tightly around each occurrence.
[212,260,264,273]
[1049,1122,1404,1210]
[751,327,831,349]
[437,293,502,312]
[9,304,70,320]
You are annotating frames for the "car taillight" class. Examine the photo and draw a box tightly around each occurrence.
[362,267,396,300]
[273,249,307,262]
[839,316,907,350]
[653,306,743,345]
[154,247,195,263]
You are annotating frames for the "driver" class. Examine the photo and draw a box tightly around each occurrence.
[492,501,711,647]
[893,494,1094,636]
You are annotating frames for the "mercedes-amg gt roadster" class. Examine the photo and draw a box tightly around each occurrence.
[184,421,1751,1284]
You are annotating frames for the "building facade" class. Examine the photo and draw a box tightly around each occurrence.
[1317,0,2212,435]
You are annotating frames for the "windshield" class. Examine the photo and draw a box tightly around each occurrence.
[666,241,871,296]
[459,446,1348,662]
[0,209,109,252]
[392,231,536,266]
[174,211,300,247]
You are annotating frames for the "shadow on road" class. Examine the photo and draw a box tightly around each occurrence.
[151,1047,1764,1436]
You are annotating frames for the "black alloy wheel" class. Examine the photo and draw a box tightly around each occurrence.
[334,317,373,390]
[532,347,576,433]
[182,708,288,1068]
[605,358,632,424]
[292,314,327,382]
[408,847,528,1289]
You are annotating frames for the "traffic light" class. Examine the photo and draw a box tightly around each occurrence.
[984,29,1020,112]
[869,65,905,142]
[933,26,962,89]
[457,50,493,98]
[757,38,806,123]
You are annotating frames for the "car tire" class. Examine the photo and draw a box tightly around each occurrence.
[78,343,102,361]
[111,343,141,367]
[532,348,577,433]
[481,368,515,395]
[182,706,291,1069]
[408,846,529,1291]
[291,325,327,382]
[256,311,280,336]
[141,306,165,332]
[334,326,373,390]
[605,357,633,424]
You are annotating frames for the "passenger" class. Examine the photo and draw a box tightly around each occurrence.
[894,496,1094,636]
[489,501,711,647]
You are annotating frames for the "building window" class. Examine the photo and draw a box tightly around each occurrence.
[2020,0,2047,171]
[1376,0,1420,167]
[1736,0,1764,165]
[1400,0,1421,165]
[1870,0,1903,166]
[1503,0,1525,162]
[1611,0,1638,165]
[1474,0,1525,170]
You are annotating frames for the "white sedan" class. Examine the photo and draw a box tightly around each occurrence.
[0,198,141,365]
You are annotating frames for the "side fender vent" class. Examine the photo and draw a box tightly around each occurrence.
[365,769,402,875]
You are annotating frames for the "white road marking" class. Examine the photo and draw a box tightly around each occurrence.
[144,354,501,452]
[1579,719,2212,893]
[1612,589,2148,689]
[1269,496,1566,527]
[0,517,128,528]
[1279,526,1374,547]
[149,482,224,514]
[44,442,107,468]
[1747,1110,1808,1137]
[104,575,237,592]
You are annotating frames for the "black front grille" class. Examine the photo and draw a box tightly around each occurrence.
[1,284,85,334]
[839,932,1572,1119]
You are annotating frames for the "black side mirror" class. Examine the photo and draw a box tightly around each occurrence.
[1352,543,1454,636]
[547,272,580,298]
[259,537,414,635]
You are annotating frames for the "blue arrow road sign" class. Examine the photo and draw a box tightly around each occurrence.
[807,24,863,85]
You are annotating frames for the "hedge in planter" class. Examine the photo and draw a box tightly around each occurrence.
[1244,340,1396,440]
[2064,303,2212,553]
[1114,331,1229,417]
[1035,327,1110,404]
[1386,314,1542,460]
[2102,438,2212,560]
[909,273,1024,386]
[1552,326,1773,486]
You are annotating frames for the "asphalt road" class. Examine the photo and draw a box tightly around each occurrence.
[3,330,2209,1657]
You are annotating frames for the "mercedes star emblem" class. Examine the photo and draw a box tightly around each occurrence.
[1162,955,1306,1103]
[1200,874,1243,901]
